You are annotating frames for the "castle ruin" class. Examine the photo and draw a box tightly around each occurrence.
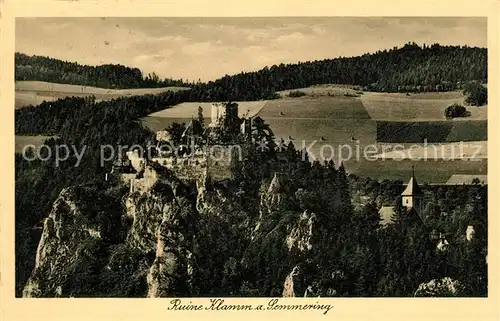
[109,102,250,189]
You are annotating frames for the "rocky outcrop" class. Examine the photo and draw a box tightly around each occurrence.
[414,277,464,297]
[266,172,284,208]
[252,173,287,237]
[282,265,305,297]
[146,198,197,297]
[23,163,250,297]
[22,162,355,298]
[23,186,123,297]
[124,193,165,252]
[286,210,316,253]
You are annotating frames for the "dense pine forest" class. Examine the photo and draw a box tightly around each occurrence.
[15,43,488,297]
[202,43,487,100]
[15,53,187,88]
[17,43,487,100]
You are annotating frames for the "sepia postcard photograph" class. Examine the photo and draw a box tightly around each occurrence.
[0,1,498,321]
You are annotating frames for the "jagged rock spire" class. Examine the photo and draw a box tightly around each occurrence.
[268,172,283,194]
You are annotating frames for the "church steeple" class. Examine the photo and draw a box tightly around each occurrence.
[401,165,424,213]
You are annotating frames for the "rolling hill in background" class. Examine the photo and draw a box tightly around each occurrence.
[16,43,487,101]
[188,42,487,100]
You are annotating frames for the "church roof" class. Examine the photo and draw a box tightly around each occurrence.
[401,175,424,196]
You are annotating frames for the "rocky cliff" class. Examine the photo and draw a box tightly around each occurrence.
[23,163,355,297]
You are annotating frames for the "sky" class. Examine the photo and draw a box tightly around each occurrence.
[16,17,487,82]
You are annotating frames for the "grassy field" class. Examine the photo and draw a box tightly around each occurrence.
[15,81,191,109]
[445,174,487,185]
[359,91,487,121]
[376,120,487,143]
[140,118,485,184]
[266,119,376,145]
[141,118,376,147]
[373,141,487,160]
[140,88,487,184]
[345,158,487,184]
[15,135,56,153]
[147,101,267,119]
[447,120,488,142]
[258,96,370,119]
[276,84,362,98]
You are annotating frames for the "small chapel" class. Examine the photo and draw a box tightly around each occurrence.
[400,166,425,215]
[379,166,425,226]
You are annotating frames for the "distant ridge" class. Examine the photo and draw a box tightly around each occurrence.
[198,43,486,100]
[184,43,487,100]
[15,52,188,89]
[16,43,487,101]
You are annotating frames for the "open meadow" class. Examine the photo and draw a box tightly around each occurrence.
[376,120,487,143]
[257,96,370,119]
[147,101,267,119]
[345,158,487,184]
[276,84,362,98]
[359,91,488,121]
[373,141,487,160]
[15,81,190,109]
[135,87,487,184]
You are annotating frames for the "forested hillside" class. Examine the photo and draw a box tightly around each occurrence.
[202,43,486,100]
[17,43,487,100]
[15,53,187,89]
